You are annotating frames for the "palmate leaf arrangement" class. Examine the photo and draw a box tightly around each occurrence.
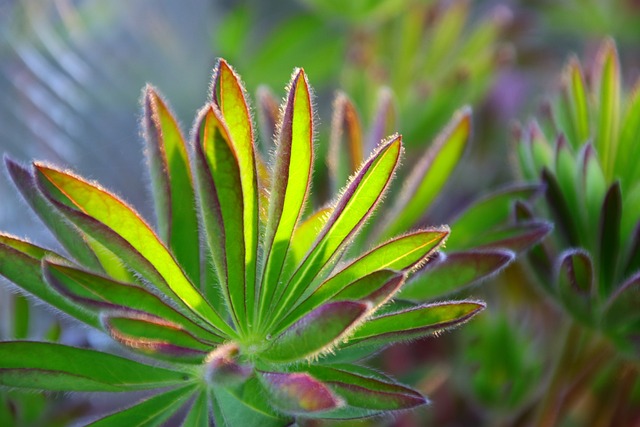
[0,60,495,425]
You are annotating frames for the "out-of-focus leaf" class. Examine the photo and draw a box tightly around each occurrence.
[271,136,402,320]
[305,364,426,411]
[367,87,397,155]
[262,301,369,363]
[213,60,260,322]
[103,314,210,363]
[89,385,196,427]
[603,272,640,329]
[579,144,607,246]
[542,168,580,246]
[0,341,190,391]
[258,371,342,414]
[598,182,622,295]
[0,236,99,328]
[381,107,470,240]
[617,82,640,185]
[473,221,553,254]
[556,249,594,324]
[554,136,583,236]
[260,69,314,325]
[276,229,447,331]
[594,39,621,178]
[529,121,554,172]
[446,184,543,249]
[143,86,200,287]
[35,164,233,337]
[399,250,514,300]
[562,57,590,148]
[256,86,281,149]
[12,294,29,339]
[43,260,222,344]
[182,391,210,427]
[329,92,363,191]
[343,301,485,350]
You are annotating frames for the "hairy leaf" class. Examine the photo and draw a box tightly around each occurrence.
[258,371,342,414]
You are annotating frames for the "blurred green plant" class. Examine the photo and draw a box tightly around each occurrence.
[515,38,640,425]
[0,61,490,425]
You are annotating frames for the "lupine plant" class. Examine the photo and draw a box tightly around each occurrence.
[0,61,489,425]
[515,39,640,424]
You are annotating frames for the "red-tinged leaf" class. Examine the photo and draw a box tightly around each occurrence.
[34,164,233,337]
[306,365,426,411]
[343,301,486,349]
[259,69,314,325]
[43,260,222,344]
[473,221,553,253]
[399,250,514,300]
[380,107,471,241]
[258,371,342,414]
[256,85,281,148]
[594,39,621,178]
[270,136,403,322]
[556,249,594,324]
[276,230,447,332]
[329,92,364,191]
[103,313,211,363]
[0,236,99,329]
[195,105,249,332]
[446,183,543,249]
[366,87,397,155]
[212,60,260,320]
[333,270,405,307]
[143,86,200,287]
[88,385,197,426]
[598,182,622,296]
[262,301,369,363]
[5,158,102,271]
[0,341,190,391]
[603,272,640,329]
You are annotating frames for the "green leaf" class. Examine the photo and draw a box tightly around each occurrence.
[34,164,233,337]
[472,221,553,254]
[332,270,405,306]
[399,250,514,300]
[43,260,223,344]
[617,82,640,186]
[594,39,621,179]
[554,136,584,239]
[288,207,332,269]
[213,60,260,323]
[143,86,201,287]
[194,105,249,332]
[380,107,471,240]
[603,272,640,330]
[446,184,542,249]
[579,144,607,249]
[276,229,448,331]
[12,294,29,339]
[89,385,197,426]
[305,364,426,411]
[562,56,590,147]
[556,249,594,324]
[329,92,363,191]
[182,390,211,427]
[103,314,210,363]
[270,136,403,322]
[259,69,314,325]
[598,182,622,296]
[367,87,397,155]
[262,301,369,363]
[0,341,190,391]
[343,301,485,349]
[258,371,342,414]
[4,158,102,271]
[542,168,580,246]
[0,236,99,329]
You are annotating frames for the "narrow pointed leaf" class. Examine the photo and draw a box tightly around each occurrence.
[563,57,590,147]
[272,136,402,320]
[195,105,248,331]
[542,168,580,246]
[556,249,594,324]
[603,272,640,329]
[182,391,211,427]
[367,87,396,155]
[258,371,342,414]
[5,158,101,270]
[329,92,363,191]
[598,182,622,296]
[256,85,281,148]
[333,270,405,307]
[213,60,259,320]
[262,301,369,363]
[289,207,332,268]
[0,341,190,391]
[43,260,222,343]
[143,86,200,286]
[277,229,447,331]
[472,221,553,253]
[0,236,99,328]
[446,184,543,249]
[103,314,210,363]
[554,136,583,235]
[89,385,197,427]
[260,69,314,323]
[306,365,426,411]
[34,164,233,337]
[381,107,470,240]
[580,144,607,243]
[399,250,514,300]
[344,301,485,349]
[617,82,640,184]
[594,39,621,178]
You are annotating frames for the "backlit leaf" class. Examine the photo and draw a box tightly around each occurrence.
[258,371,342,414]
[329,92,364,191]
